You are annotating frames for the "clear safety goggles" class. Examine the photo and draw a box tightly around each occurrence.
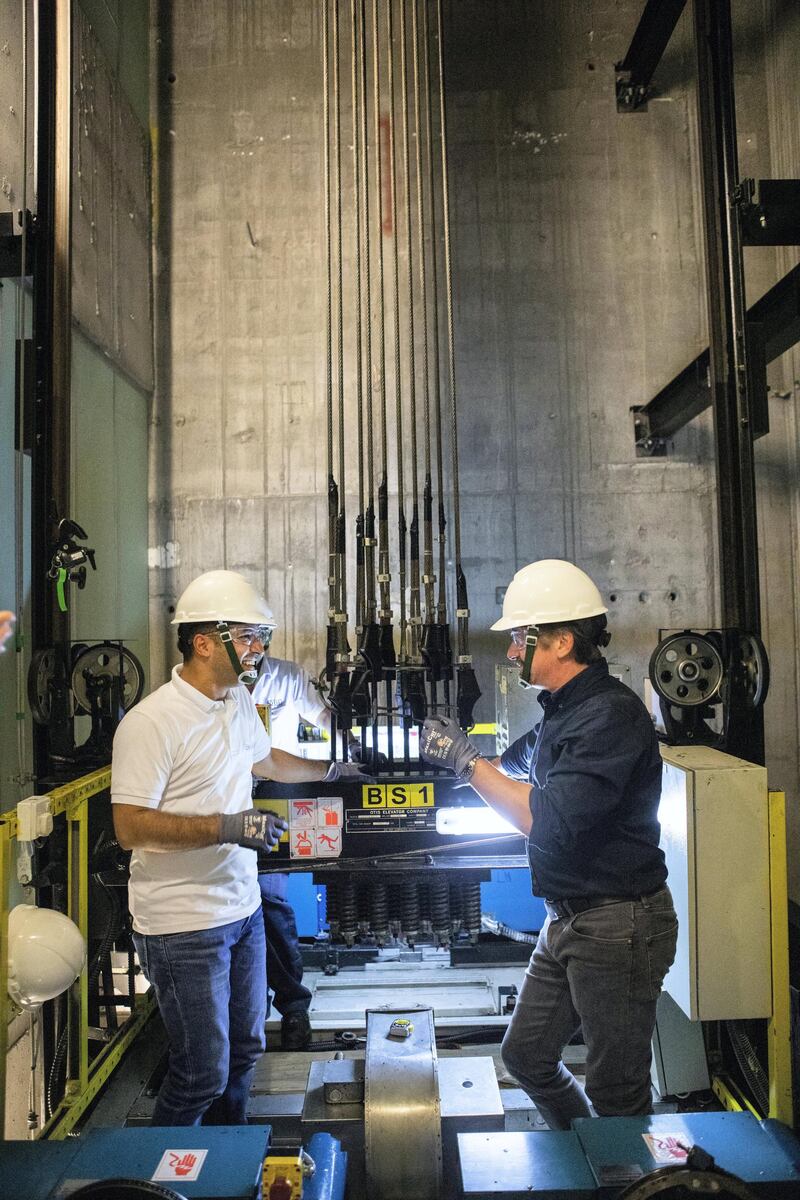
[214,625,273,650]
[509,626,532,647]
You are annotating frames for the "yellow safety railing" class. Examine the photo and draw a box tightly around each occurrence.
[0,768,155,1140]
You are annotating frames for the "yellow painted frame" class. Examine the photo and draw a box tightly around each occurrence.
[0,768,152,1140]
[766,790,793,1124]
[711,789,793,1125]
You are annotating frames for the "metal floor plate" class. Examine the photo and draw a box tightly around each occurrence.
[309,973,497,1020]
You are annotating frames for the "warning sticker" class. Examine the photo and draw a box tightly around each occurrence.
[290,828,316,858]
[152,1148,208,1182]
[346,808,438,833]
[290,798,316,828]
[642,1133,690,1164]
[289,797,345,858]
[315,827,342,856]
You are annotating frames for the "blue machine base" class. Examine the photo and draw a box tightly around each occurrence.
[0,1126,271,1200]
[458,1112,800,1197]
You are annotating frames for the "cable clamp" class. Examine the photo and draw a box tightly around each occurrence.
[363,537,376,546]
[334,613,348,624]
[456,608,470,618]
[422,574,436,584]
[378,573,391,583]
[457,654,473,665]
[379,609,393,619]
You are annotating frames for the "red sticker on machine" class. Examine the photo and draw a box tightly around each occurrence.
[152,1148,208,1181]
[642,1134,690,1163]
[290,829,315,858]
[315,827,342,857]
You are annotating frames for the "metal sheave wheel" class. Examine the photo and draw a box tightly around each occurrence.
[618,1162,757,1199]
[648,632,724,708]
[70,642,145,715]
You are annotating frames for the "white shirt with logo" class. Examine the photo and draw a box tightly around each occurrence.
[250,656,327,751]
[111,665,271,935]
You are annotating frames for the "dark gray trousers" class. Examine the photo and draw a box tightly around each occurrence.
[501,886,678,1130]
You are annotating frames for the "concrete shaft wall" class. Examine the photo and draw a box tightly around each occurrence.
[151,1,800,894]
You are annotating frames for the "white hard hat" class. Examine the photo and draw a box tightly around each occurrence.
[171,570,277,627]
[491,559,608,631]
[7,904,86,1010]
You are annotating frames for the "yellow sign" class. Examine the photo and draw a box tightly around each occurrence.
[361,783,435,809]
[255,703,272,736]
[253,796,289,844]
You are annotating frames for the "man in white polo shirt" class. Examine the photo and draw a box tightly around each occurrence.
[112,570,365,1126]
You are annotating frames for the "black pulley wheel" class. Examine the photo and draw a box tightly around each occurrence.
[649,632,724,708]
[69,1181,187,1200]
[619,1163,757,1199]
[736,630,770,710]
[71,642,145,715]
[28,647,59,725]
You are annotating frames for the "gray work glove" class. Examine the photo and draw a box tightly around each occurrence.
[324,761,373,782]
[219,808,288,850]
[348,740,389,771]
[420,716,480,779]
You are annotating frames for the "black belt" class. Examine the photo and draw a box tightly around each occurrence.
[544,888,662,922]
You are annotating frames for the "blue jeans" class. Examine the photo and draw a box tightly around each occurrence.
[133,909,267,1126]
[501,886,678,1130]
[259,873,312,1017]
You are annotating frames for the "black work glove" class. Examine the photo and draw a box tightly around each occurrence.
[323,761,373,782]
[420,716,480,779]
[219,808,288,850]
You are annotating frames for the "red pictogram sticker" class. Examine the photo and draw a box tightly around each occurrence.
[152,1148,208,1182]
[642,1134,690,1164]
[291,829,315,858]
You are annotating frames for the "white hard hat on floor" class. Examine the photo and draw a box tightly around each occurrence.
[171,569,277,627]
[7,904,86,1010]
[491,559,607,631]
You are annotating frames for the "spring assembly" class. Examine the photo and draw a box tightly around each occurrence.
[357,876,372,937]
[462,878,482,945]
[326,878,341,943]
[370,879,389,946]
[449,878,463,939]
[340,877,358,947]
[419,877,432,940]
[388,878,403,942]
[400,878,421,948]
[429,875,451,948]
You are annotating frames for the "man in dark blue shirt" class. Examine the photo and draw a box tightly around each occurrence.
[420,559,677,1130]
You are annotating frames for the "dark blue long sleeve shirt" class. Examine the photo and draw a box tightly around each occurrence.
[499,660,666,900]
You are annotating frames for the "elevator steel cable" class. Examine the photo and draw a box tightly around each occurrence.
[396,0,428,731]
[325,0,354,761]
[350,0,383,766]
[372,0,397,768]
[435,0,481,728]
[414,0,451,710]
[386,0,412,769]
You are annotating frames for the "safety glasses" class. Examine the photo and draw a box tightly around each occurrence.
[211,625,273,650]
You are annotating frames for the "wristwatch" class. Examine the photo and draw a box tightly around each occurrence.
[459,754,480,783]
